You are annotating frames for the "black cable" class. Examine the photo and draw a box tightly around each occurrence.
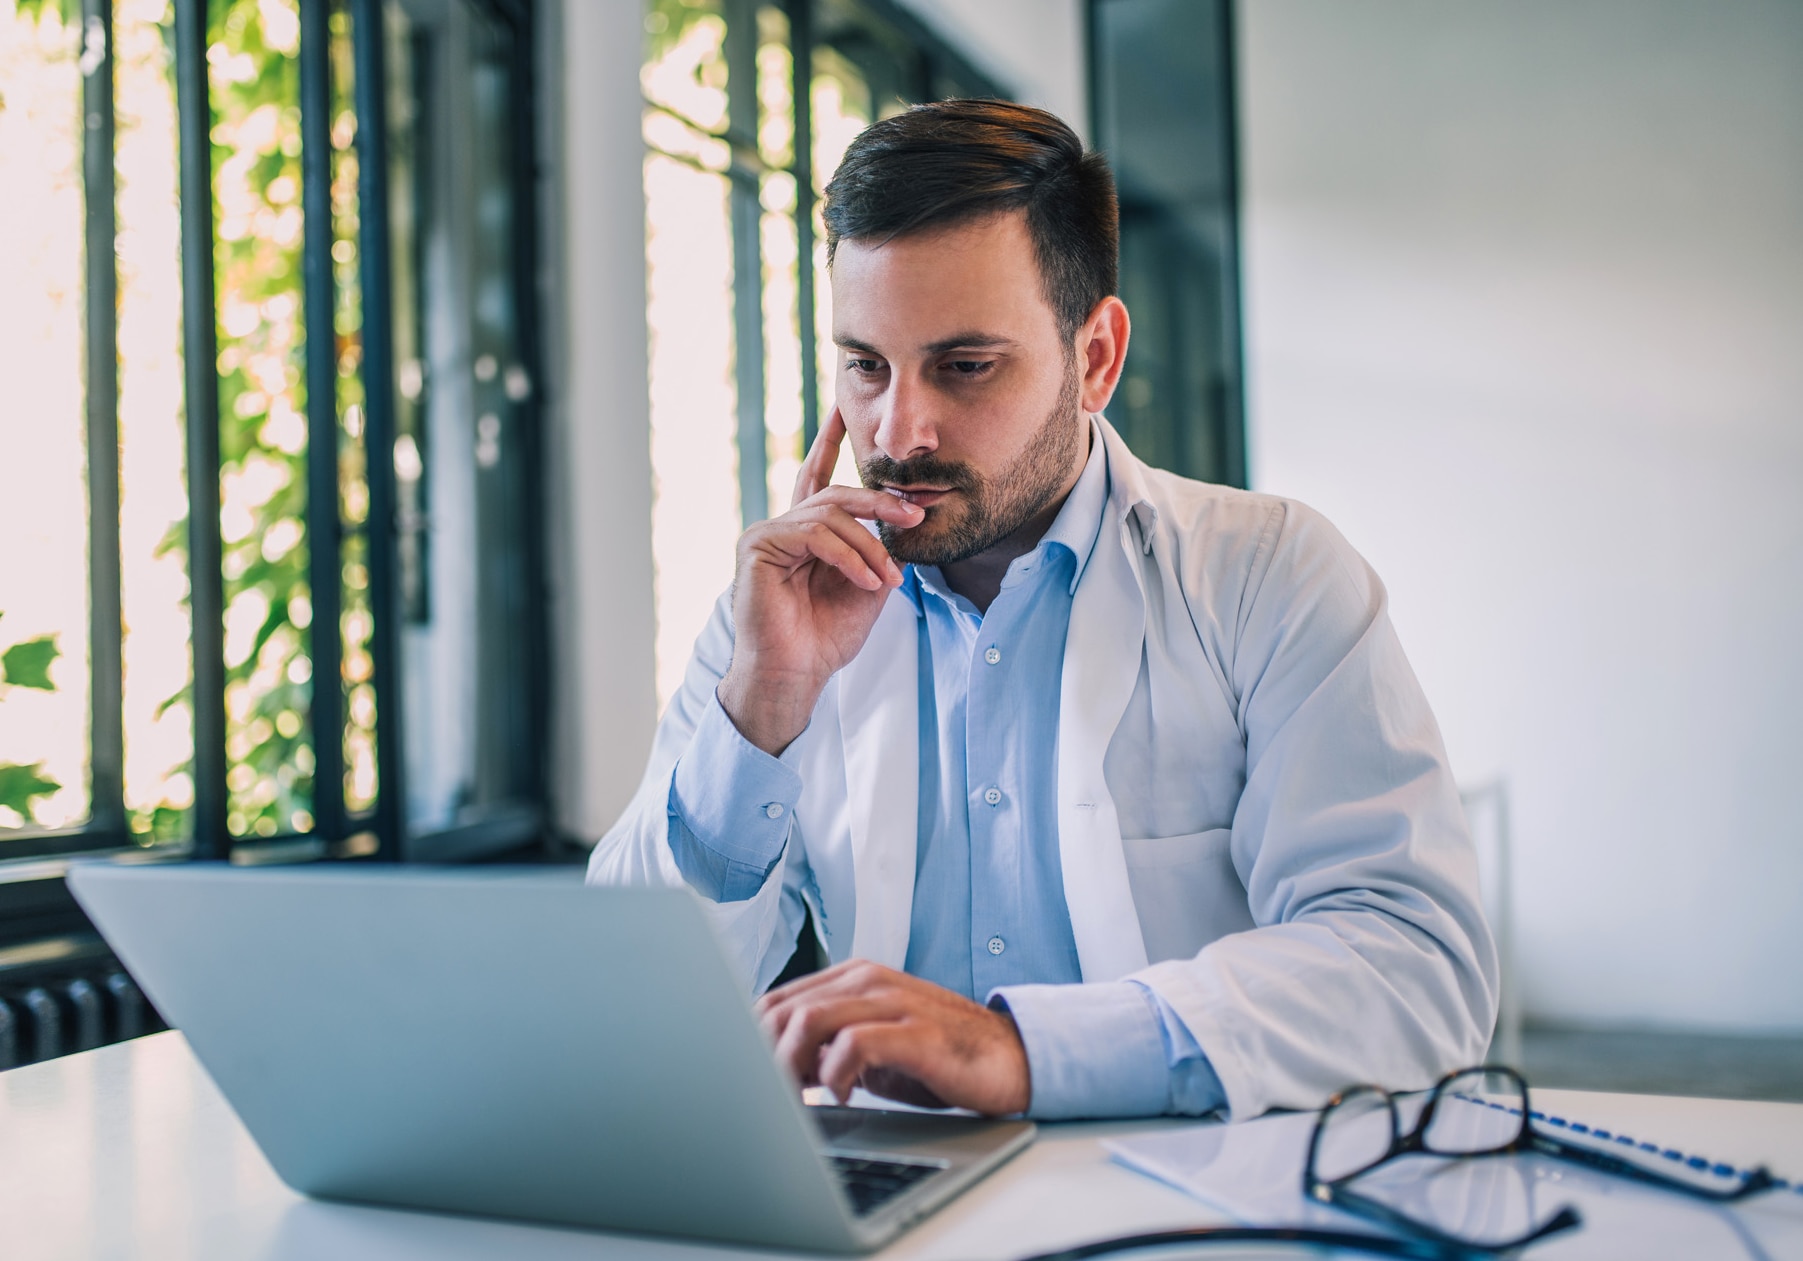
[1018,1224,1486,1261]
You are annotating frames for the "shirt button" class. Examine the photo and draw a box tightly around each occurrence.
[984,646,1001,665]
[764,803,784,819]
[987,936,1006,955]
[983,787,1002,806]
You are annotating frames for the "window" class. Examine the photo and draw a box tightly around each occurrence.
[2,0,190,855]
[0,0,548,866]
[1090,0,1247,488]
[640,0,1000,708]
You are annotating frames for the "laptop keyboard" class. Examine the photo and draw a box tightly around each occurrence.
[828,1154,941,1216]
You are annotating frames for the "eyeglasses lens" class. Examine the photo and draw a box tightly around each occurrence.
[1356,1149,1547,1248]
[1315,1089,1396,1182]
[1422,1069,1526,1155]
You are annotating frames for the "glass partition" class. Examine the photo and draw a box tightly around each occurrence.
[1090,0,1247,486]
[640,0,1001,709]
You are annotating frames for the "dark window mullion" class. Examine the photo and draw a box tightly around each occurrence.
[82,0,125,842]
[789,0,818,452]
[1212,0,1247,490]
[299,0,346,843]
[349,0,403,859]
[501,2,553,849]
[726,0,767,527]
[174,0,228,858]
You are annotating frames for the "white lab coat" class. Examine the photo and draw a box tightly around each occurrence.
[590,417,1498,1120]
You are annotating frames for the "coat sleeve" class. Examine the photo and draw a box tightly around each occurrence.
[1133,499,1500,1121]
[584,591,813,995]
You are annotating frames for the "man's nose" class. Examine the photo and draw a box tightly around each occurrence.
[873,375,939,463]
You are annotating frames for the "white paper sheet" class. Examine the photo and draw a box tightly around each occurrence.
[1105,1103,1803,1260]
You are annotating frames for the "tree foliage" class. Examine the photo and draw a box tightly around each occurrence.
[200,0,317,838]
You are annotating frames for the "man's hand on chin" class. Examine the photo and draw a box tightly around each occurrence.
[754,961,1031,1117]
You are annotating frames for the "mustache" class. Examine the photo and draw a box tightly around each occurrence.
[858,455,981,493]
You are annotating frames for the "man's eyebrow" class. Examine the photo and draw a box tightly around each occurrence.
[831,332,1020,355]
[922,332,1018,355]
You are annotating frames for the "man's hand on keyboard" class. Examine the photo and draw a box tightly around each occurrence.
[755,960,1031,1116]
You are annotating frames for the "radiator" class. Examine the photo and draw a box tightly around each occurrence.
[0,947,165,1070]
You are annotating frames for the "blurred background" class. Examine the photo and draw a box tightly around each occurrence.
[0,0,1798,1097]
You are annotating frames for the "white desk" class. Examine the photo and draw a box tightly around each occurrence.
[4,1032,1800,1261]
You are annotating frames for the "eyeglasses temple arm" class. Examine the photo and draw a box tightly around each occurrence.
[1329,1181,1581,1256]
[1528,1130,1776,1202]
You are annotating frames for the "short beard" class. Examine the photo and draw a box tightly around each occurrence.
[861,366,1084,568]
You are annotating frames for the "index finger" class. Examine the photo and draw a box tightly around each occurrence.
[792,405,849,509]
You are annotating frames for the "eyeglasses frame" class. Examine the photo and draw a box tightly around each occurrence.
[1304,1064,1777,1255]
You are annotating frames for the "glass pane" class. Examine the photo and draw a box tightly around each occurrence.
[643,0,741,710]
[0,0,90,832]
[387,0,537,835]
[757,5,803,515]
[808,41,869,490]
[209,0,317,838]
[464,5,533,812]
[814,0,916,119]
[1092,0,1243,485]
[330,0,375,816]
[117,0,194,844]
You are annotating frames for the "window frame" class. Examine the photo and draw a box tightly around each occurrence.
[1086,0,1249,490]
[645,0,1005,535]
[1,0,552,869]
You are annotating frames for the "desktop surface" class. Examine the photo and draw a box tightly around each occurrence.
[4,1031,1801,1261]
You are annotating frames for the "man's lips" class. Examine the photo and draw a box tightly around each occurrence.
[882,485,956,510]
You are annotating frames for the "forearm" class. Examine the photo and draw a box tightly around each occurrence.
[1135,910,1493,1121]
[989,980,1224,1120]
[665,692,803,901]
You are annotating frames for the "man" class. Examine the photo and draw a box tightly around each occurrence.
[590,100,1496,1122]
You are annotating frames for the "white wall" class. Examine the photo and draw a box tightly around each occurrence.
[894,0,1088,138]
[1239,1,1803,1032]
[539,0,659,841]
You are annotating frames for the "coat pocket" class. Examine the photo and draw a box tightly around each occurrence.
[1120,827,1255,964]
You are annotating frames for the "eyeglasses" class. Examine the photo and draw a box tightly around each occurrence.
[1303,1065,1777,1254]
[1020,1064,1780,1261]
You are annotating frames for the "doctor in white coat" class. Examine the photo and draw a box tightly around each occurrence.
[590,101,1496,1123]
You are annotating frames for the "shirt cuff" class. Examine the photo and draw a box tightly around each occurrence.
[1136,982,1227,1117]
[667,692,804,902]
[988,981,1173,1120]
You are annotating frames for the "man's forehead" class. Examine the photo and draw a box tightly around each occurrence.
[829,213,1056,350]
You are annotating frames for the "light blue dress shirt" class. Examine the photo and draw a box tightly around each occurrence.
[665,427,1224,1119]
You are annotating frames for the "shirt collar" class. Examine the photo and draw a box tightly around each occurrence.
[1042,415,1110,594]
[901,416,1111,614]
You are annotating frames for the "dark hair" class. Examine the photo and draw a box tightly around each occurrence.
[822,99,1119,344]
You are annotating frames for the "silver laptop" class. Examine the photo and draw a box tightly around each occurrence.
[68,862,1034,1252]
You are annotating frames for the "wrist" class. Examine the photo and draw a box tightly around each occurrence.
[717,667,823,756]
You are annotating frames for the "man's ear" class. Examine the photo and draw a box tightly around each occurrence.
[1075,296,1130,415]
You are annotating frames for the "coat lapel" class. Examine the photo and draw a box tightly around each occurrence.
[1057,421,1155,981]
[835,591,920,967]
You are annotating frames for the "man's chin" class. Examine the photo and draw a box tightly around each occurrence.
[879,516,976,568]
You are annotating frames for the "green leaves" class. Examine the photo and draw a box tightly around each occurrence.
[1,633,60,692]
[0,763,62,822]
[0,615,65,826]
[13,0,77,26]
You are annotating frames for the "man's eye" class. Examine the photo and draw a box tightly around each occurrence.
[846,357,882,374]
[945,360,994,377]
